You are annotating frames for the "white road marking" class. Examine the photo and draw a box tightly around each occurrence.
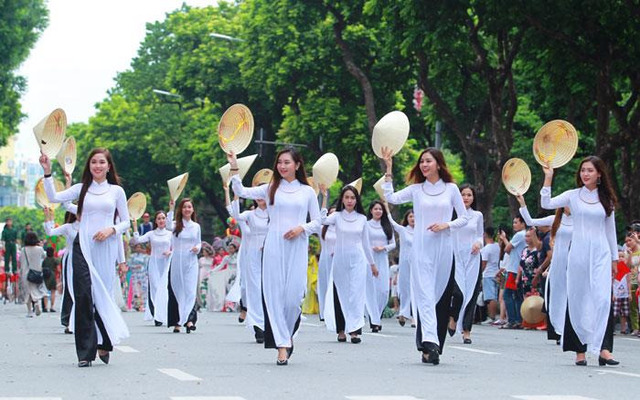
[301,322,323,327]
[115,345,139,353]
[595,369,640,378]
[512,396,601,400]
[346,397,423,400]
[0,398,63,400]
[448,345,500,355]
[619,337,640,342]
[171,397,246,400]
[362,332,398,338]
[158,368,202,381]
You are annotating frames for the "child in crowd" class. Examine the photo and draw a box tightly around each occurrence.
[127,242,149,312]
[197,243,215,311]
[614,251,631,334]
[481,227,500,323]
[625,233,640,335]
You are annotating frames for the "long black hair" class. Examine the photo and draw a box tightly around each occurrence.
[367,200,393,241]
[77,148,122,220]
[152,210,166,230]
[576,156,617,217]
[406,148,454,184]
[174,198,198,237]
[459,183,477,210]
[401,209,414,227]
[321,205,337,240]
[268,147,310,205]
[335,185,366,215]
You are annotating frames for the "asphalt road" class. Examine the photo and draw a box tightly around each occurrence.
[0,302,638,400]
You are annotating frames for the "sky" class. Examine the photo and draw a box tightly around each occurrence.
[15,0,215,162]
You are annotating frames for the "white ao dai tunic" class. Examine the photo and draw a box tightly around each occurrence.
[383,179,469,346]
[453,208,483,333]
[322,210,375,334]
[44,177,130,345]
[230,200,269,330]
[231,175,321,348]
[519,206,573,336]
[390,218,415,320]
[317,225,336,320]
[133,228,172,321]
[541,186,616,354]
[365,219,396,326]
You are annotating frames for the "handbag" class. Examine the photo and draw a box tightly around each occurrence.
[24,251,44,285]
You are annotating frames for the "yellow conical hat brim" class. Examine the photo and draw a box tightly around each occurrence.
[33,108,67,158]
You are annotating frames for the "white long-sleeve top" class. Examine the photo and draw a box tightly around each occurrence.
[230,175,321,236]
[43,221,79,250]
[44,178,130,238]
[540,186,617,261]
[519,206,555,227]
[322,209,375,265]
[43,176,130,343]
[133,228,172,257]
[367,219,396,252]
[229,200,269,249]
[171,220,202,254]
[383,179,470,231]
[453,208,484,255]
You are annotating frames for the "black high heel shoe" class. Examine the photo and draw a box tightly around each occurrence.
[78,360,92,368]
[185,323,196,333]
[98,351,110,365]
[575,359,587,366]
[286,345,294,359]
[447,327,456,337]
[421,348,440,365]
[337,335,347,342]
[254,327,265,344]
[276,359,288,366]
[350,336,362,344]
[598,356,620,366]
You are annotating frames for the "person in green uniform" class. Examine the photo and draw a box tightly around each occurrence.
[20,223,33,245]
[2,218,19,301]
[2,218,18,274]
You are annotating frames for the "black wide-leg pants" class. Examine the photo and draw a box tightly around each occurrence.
[416,261,459,354]
[72,237,112,362]
[60,255,73,327]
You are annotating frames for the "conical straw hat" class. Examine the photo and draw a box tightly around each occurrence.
[217,104,254,155]
[371,110,410,158]
[533,120,578,168]
[56,136,77,175]
[501,158,531,196]
[520,295,546,324]
[307,176,320,196]
[373,175,387,201]
[34,177,65,209]
[167,173,189,201]
[219,154,258,186]
[345,177,363,194]
[312,153,339,187]
[127,192,147,220]
[33,108,67,158]
[252,168,273,187]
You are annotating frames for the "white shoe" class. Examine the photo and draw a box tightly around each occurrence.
[26,313,33,318]
[482,317,495,325]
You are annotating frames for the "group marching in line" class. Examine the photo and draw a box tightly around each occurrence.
[27,138,626,369]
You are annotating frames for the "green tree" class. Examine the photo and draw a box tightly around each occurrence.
[0,0,48,143]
